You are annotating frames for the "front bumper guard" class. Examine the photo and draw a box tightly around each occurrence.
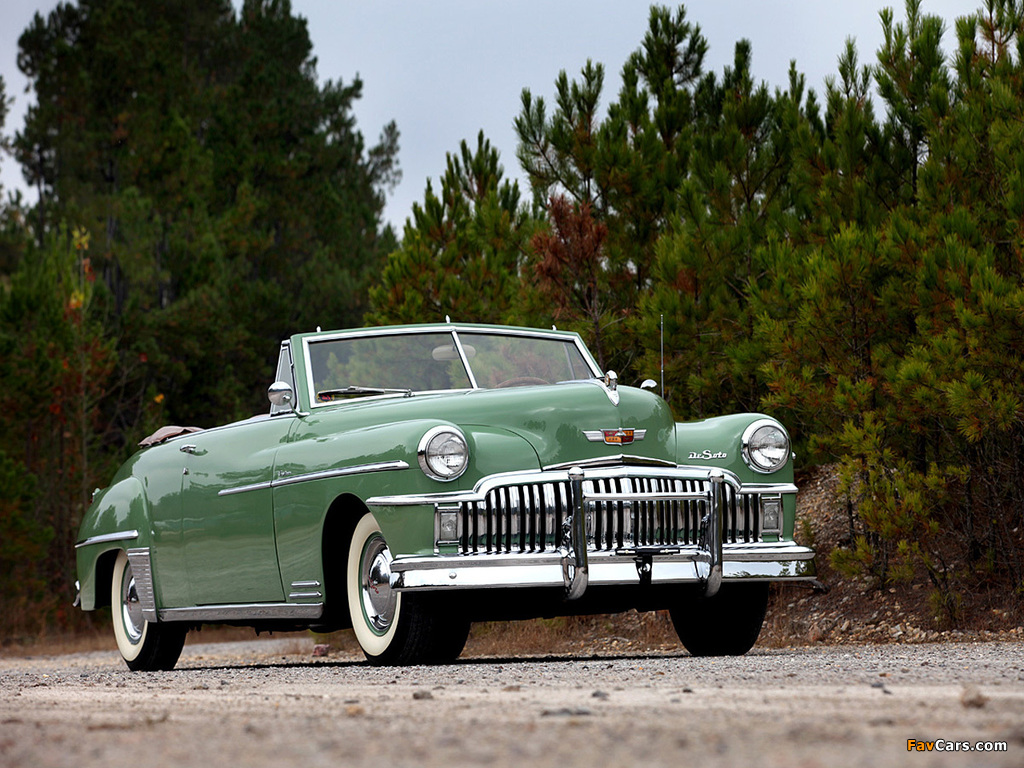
[558,466,726,598]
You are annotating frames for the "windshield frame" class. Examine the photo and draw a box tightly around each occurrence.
[298,325,602,409]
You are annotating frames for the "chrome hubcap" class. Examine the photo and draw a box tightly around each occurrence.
[120,564,145,644]
[360,536,396,633]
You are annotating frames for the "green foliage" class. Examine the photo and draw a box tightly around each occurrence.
[0,450,49,638]
[528,195,628,370]
[367,132,539,326]
[516,5,710,378]
[0,226,117,633]
[15,0,398,425]
[0,0,399,636]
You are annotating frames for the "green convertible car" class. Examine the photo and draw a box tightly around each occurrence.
[75,322,816,670]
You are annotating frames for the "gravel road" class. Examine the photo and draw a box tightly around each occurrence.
[2,637,1022,768]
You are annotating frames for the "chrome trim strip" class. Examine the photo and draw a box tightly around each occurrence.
[544,454,677,471]
[272,461,410,487]
[74,530,140,549]
[159,603,324,622]
[219,460,410,496]
[290,580,321,589]
[126,548,158,622]
[288,591,323,600]
[218,480,274,497]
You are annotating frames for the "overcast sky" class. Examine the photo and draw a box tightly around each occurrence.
[0,0,977,230]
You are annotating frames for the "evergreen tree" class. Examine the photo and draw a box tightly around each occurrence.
[367,132,538,326]
[515,5,709,377]
[0,226,117,633]
[639,42,813,417]
[15,0,399,425]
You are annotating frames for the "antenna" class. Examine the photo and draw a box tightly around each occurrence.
[660,314,665,399]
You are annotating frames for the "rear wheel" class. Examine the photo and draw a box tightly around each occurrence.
[669,582,769,656]
[110,550,186,671]
[347,514,469,665]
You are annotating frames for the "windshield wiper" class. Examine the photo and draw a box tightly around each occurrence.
[317,385,414,401]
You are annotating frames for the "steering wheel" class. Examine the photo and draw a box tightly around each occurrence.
[494,376,551,389]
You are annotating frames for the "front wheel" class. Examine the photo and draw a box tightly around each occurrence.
[110,550,186,671]
[669,582,769,656]
[347,514,469,665]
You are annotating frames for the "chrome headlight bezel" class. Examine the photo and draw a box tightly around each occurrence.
[418,426,469,482]
[741,419,791,474]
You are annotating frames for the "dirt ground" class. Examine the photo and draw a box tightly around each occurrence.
[2,637,1022,768]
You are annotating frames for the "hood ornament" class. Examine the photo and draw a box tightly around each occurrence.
[601,370,619,405]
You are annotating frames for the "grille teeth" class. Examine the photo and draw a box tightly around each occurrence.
[458,479,761,555]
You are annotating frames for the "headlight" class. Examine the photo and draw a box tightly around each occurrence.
[418,426,469,481]
[741,419,790,474]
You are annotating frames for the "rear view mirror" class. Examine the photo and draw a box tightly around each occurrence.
[268,381,294,407]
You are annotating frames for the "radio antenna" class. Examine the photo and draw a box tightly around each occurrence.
[660,314,665,399]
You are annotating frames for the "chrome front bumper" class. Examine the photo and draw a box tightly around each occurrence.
[388,541,816,591]
[368,464,815,600]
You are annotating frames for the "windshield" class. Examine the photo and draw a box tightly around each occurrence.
[457,331,594,388]
[305,329,596,403]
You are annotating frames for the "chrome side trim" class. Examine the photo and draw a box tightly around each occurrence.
[219,460,410,496]
[273,461,410,488]
[159,603,324,622]
[126,548,158,622]
[288,578,323,600]
[74,530,140,549]
[218,480,273,497]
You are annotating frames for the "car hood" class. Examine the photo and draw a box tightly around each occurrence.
[458,382,676,468]
[311,381,678,472]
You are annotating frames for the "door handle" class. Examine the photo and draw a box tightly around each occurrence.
[179,444,197,454]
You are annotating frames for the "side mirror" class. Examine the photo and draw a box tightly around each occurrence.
[640,379,657,391]
[268,381,294,407]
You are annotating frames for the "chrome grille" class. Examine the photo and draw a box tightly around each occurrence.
[456,477,762,555]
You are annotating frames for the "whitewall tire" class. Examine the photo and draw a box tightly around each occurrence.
[110,550,186,671]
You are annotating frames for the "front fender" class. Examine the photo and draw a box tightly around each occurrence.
[75,476,151,611]
[674,413,793,484]
[273,419,541,592]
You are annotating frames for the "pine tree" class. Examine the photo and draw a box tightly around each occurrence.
[15,0,399,425]
[367,132,538,326]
